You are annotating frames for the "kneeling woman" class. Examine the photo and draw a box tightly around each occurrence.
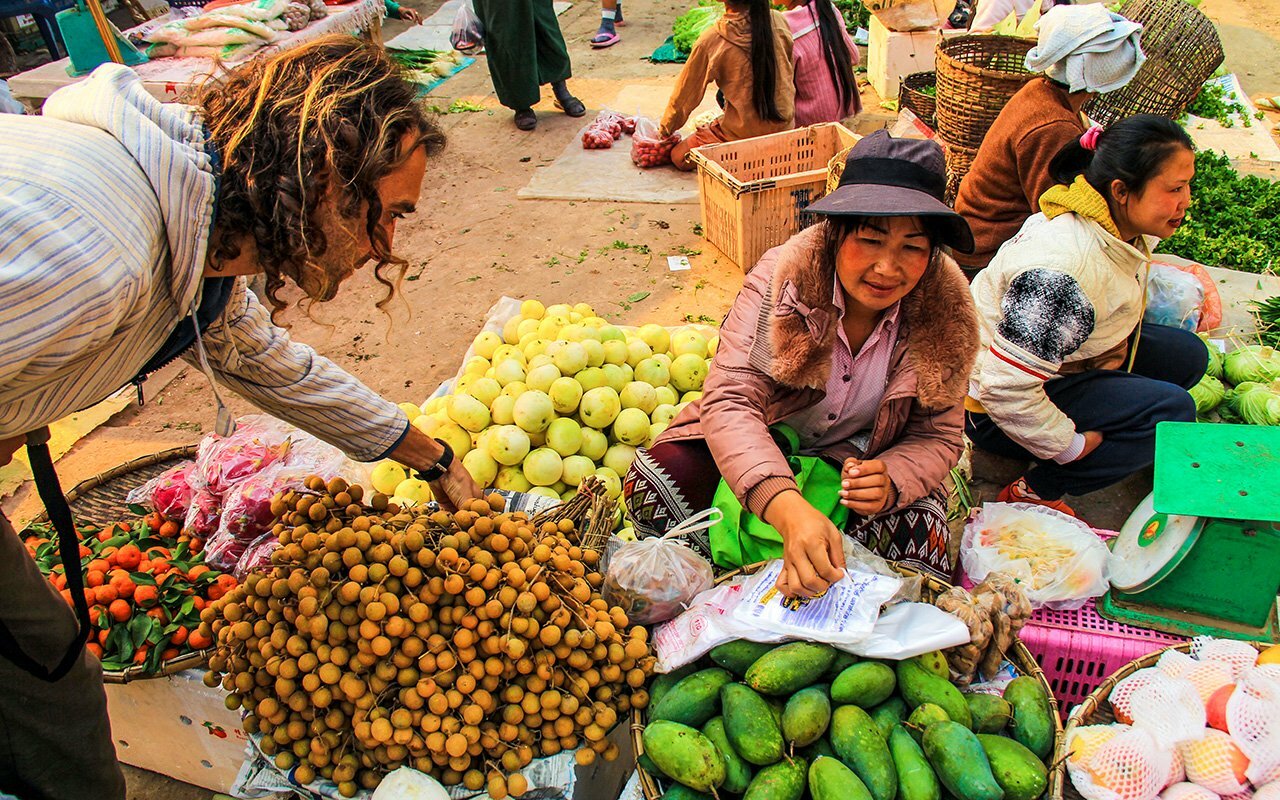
[966,115,1207,516]
[623,132,980,594]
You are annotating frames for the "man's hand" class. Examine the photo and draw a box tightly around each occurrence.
[839,458,896,516]
[765,491,846,598]
[398,7,422,23]
[1,436,22,469]
[388,425,482,512]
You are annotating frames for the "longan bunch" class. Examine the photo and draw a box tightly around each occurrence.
[200,477,654,798]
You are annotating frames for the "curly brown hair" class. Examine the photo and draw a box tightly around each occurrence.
[196,35,444,322]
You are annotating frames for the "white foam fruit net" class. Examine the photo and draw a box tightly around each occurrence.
[1158,650,1199,680]
[1167,747,1186,788]
[1071,727,1173,800]
[1179,729,1251,796]
[1129,672,1208,749]
[1159,783,1220,800]
[1185,661,1236,704]
[1230,668,1280,784]
[1191,637,1263,679]
[1112,668,1170,725]
[1254,783,1280,800]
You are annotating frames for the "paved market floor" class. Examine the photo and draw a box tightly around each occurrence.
[3,0,1280,796]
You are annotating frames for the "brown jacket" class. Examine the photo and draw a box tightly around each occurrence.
[953,78,1086,270]
[660,10,796,140]
[658,226,980,518]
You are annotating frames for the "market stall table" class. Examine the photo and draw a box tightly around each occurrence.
[6,0,383,109]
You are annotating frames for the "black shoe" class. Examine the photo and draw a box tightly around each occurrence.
[514,108,537,130]
[553,93,586,117]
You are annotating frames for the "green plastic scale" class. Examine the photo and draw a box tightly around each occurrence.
[1097,422,1280,643]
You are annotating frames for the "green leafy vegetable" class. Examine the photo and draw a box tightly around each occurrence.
[1223,345,1280,385]
[832,0,870,29]
[1251,295,1280,348]
[1227,381,1280,425]
[1183,80,1255,128]
[1160,151,1280,273]
[1200,333,1224,378]
[673,2,724,53]
[1189,374,1226,414]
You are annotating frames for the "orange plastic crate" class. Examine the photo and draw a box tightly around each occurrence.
[689,123,860,271]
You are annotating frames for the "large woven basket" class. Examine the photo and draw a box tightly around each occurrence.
[935,35,1036,150]
[1084,0,1224,128]
[899,71,938,131]
[940,139,979,206]
[1048,640,1266,800]
[630,561,1063,800]
[22,445,210,684]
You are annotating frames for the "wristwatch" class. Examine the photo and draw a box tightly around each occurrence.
[417,439,454,482]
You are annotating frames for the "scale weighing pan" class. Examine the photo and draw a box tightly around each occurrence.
[1110,491,1205,593]
[1153,422,1280,521]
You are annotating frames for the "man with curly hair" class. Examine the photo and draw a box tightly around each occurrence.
[0,36,479,796]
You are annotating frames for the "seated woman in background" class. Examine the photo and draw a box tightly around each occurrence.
[660,0,795,171]
[782,0,861,126]
[966,115,1208,517]
[953,4,1144,276]
[623,132,980,594]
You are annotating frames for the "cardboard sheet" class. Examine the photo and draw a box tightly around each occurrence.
[517,84,719,204]
[385,0,571,52]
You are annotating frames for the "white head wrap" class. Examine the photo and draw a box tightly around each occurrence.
[1024,4,1146,94]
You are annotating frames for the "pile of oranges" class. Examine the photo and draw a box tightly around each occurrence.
[21,510,237,672]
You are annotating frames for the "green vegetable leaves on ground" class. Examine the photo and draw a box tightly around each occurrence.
[1159,151,1280,273]
[673,2,724,53]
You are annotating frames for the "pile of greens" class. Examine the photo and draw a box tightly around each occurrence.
[1192,338,1280,425]
[833,0,871,30]
[1252,295,1280,348]
[1183,79,1266,129]
[1159,150,1280,273]
[673,1,724,53]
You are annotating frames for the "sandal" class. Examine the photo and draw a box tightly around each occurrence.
[513,109,537,130]
[590,31,620,48]
[553,95,586,118]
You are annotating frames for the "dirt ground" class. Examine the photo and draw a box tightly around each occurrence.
[3,0,1280,796]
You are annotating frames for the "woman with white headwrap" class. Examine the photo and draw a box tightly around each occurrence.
[953,4,1145,275]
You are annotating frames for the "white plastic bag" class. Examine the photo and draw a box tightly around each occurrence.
[603,508,718,625]
[651,579,789,673]
[370,767,450,800]
[841,601,972,660]
[631,115,679,168]
[1144,263,1205,332]
[962,502,1110,610]
[731,559,902,644]
[449,0,483,50]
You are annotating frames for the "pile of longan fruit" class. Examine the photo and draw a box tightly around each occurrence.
[199,476,654,798]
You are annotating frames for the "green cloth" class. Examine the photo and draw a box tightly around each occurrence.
[708,425,850,569]
[384,0,400,16]
[473,0,572,111]
[650,35,688,63]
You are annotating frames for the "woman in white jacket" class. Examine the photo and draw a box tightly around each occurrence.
[0,37,479,796]
[965,115,1207,517]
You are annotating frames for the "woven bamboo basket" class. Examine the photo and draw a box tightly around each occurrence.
[630,561,1063,800]
[899,71,938,131]
[1048,640,1266,800]
[22,445,211,684]
[1084,0,1224,128]
[825,144,857,195]
[935,35,1036,150]
[941,139,979,205]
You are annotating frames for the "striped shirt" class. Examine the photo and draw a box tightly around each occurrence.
[784,1,862,127]
[0,66,408,461]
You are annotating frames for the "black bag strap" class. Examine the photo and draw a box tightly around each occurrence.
[0,429,90,682]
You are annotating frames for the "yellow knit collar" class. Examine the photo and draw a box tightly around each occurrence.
[1040,175,1123,239]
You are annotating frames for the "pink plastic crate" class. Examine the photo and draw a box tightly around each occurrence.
[1019,599,1184,713]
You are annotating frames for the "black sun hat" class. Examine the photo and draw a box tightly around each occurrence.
[807,130,975,254]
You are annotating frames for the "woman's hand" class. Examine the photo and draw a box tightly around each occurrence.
[398,6,422,23]
[388,425,482,512]
[840,459,897,516]
[765,491,846,598]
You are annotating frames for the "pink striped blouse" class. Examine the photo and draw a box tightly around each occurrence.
[784,1,863,127]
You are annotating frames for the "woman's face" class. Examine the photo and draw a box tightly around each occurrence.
[304,134,427,300]
[834,216,932,315]
[1111,147,1195,240]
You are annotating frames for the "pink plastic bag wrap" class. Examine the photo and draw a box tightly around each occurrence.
[193,425,290,496]
[125,461,196,519]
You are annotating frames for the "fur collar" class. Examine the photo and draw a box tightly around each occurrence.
[763,224,980,409]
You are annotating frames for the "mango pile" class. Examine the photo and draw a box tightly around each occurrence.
[198,478,654,798]
[640,640,1054,800]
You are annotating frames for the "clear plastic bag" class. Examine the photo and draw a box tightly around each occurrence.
[125,460,196,519]
[961,502,1111,610]
[603,508,717,625]
[731,559,902,645]
[449,0,482,51]
[191,417,292,496]
[631,116,679,168]
[1144,264,1205,332]
[234,530,281,578]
